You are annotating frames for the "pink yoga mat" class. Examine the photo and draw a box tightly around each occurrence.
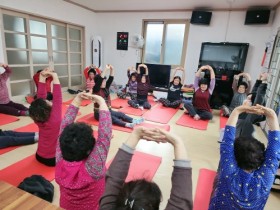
[220,115,228,129]
[106,151,162,182]
[176,113,209,130]
[0,154,55,186]
[63,99,92,106]
[119,106,148,116]
[0,114,19,126]
[77,114,170,133]
[143,104,178,124]
[111,98,129,109]
[193,168,217,210]
[25,95,34,104]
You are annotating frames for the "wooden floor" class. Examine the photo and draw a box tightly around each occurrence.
[0,92,279,210]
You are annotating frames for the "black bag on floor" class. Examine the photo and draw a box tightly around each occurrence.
[18,175,54,202]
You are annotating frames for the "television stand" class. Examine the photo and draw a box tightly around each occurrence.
[152,87,168,92]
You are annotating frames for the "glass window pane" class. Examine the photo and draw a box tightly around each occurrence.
[52,39,67,51]
[32,51,49,64]
[163,24,185,65]
[29,20,46,35]
[71,65,82,75]
[31,36,47,50]
[10,66,31,81]
[7,50,29,64]
[11,81,31,96]
[53,52,67,64]
[144,23,163,64]
[51,24,66,38]
[59,77,69,88]
[5,33,27,49]
[54,65,68,76]
[69,28,81,40]
[3,14,26,33]
[70,41,81,52]
[71,76,82,86]
[33,66,48,74]
[70,53,81,63]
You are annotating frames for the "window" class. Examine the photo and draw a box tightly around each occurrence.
[143,20,189,67]
[2,10,84,97]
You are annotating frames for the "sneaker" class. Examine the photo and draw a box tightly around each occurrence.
[125,123,136,128]
[133,117,145,124]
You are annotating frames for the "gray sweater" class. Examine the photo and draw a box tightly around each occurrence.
[99,144,193,210]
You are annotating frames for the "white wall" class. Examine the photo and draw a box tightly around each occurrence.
[0,0,98,66]
[0,0,277,87]
[96,11,273,85]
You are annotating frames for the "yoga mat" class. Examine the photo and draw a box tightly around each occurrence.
[63,99,92,106]
[220,115,228,129]
[119,106,148,116]
[176,113,209,130]
[77,114,170,133]
[25,95,34,104]
[193,168,217,210]
[106,151,162,182]
[0,154,55,186]
[111,98,129,109]
[0,114,19,126]
[143,104,178,124]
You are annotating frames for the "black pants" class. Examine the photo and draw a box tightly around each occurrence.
[94,110,133,127]
[128,98,151,109]
[184,102,213,120]
[158,98,182,109]
[36,153,55,167]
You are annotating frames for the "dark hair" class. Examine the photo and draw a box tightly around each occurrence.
[234,136,265,171]
[88,68,97,76]
[29,98,52,123]
[199,78,208,86]
[130,72,137,80]
[237,81,248,89]
[116,179,162,210]
[59,122,95,162]
[172,76,182,85]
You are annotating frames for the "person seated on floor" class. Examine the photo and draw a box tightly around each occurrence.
[0,63,29,116]
[235,72,268,138]
[128,64,151,110]
[117,66,137,100]
[33,69,53,101]
[209,104,280,210]
[184,65,215,120]
[158,67,185,109]
[93,64,144,129]
[84,65,101,93]
[221,72,251,117]
[56,92,112,210]
[99,126,193,210]
[0,129,38,149]
[29,68,62,167]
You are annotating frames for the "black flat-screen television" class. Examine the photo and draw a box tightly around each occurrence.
[136,63,171,89]
[199,42,249,71]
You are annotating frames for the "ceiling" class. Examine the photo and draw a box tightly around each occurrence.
[63,0,280,13]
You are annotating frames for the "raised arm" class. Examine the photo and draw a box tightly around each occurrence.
[93,66,110,93]
[56,93,85,162]
[37,68,53,99]
[243,73,252,94]
[207,65,216,94]
[106,65,114,89]
[85,94,112,179]
[149,129,192,210]
[255,105,280,186]
[0,63,12,79]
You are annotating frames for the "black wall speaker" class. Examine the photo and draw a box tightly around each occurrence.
[245,10,270,25]
[191,11,212,25]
